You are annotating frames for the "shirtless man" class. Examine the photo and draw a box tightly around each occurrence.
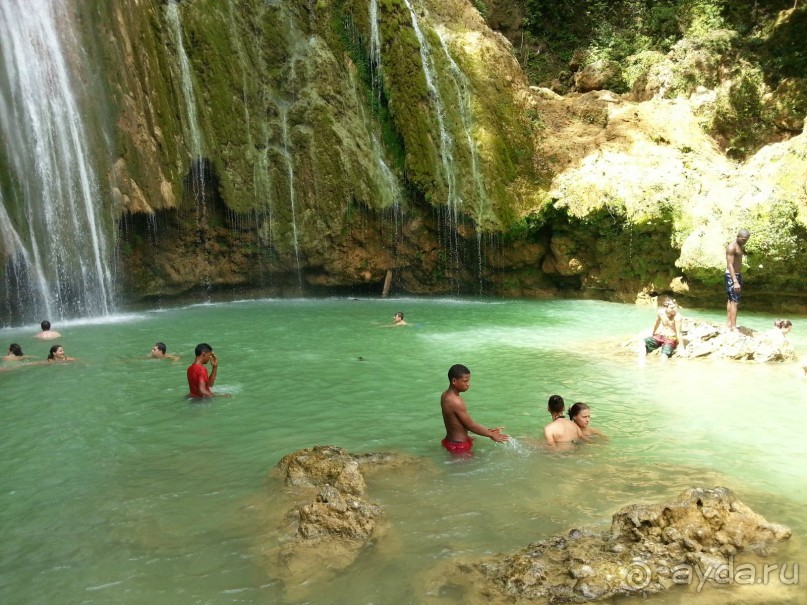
[34,320,61,340]
[543,395,582,447]
[643,298,684,360]
[440,364,509,456]
[150,342,180,361]
[726,229,750,332]
[392,312,407,326]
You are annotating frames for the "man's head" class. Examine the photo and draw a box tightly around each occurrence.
[8,343,22,356]
[448,364,471,391]
[40,320,51,331]
[663,297,678,316]
[548,394,565,413]
[152,342,167,357]
[737,229,750,245]
[195,343,213,358]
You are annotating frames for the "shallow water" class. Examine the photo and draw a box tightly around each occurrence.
[1,298,805,604]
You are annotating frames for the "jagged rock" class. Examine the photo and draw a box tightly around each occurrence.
[267,445,418,598]
[431,487,790,603]
[573,60,623,92]
[619,317,796,362]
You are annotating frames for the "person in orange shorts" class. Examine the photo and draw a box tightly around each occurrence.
[440,364,509,457]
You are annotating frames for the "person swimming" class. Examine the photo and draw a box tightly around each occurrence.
[2,343,28,361]
[568,402,607,441]
[47,344,76,362]
[543,395,582,447]
[150,342,180,361]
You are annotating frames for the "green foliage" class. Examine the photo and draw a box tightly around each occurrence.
[471,0,490,20]
[710,63,766,158]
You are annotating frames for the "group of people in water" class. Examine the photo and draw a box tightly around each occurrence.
[1,319,220,400]
[2,320,76,364]
[439,363,606,457]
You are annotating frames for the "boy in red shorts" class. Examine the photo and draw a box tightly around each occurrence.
[440,364,509,456]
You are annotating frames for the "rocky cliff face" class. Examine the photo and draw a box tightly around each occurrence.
[54,1,807,310]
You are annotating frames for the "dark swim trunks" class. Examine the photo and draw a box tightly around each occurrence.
[441,437,474,455]
[725,272,742,303]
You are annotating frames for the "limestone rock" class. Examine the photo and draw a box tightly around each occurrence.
[267,445,418,598]
[433,487,790,603]
[620,317,796,362]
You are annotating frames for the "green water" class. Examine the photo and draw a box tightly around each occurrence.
[1,298,805,604]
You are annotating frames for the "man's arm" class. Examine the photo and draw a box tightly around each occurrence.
[726,244,741,288]
[544,425,555,446]
[208,355,218,387]
[197,379,214,397]
[651,314,661,336]
[451,401,509,442]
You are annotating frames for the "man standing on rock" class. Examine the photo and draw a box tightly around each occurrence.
[725,229,750,332]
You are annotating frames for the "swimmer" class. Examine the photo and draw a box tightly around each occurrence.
[568,402,607,441]
[150,342,180,361]
[440,364,509,456]
[3,343,31,361]
[384,311,408,327]
[47,344,76,362]
[35,320,61,340]
[543,395,582,447]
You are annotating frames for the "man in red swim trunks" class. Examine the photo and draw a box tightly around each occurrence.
[440,364,509,456]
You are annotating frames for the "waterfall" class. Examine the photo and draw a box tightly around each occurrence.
[401,0,463,290]
[0,0,115,323]
[165,2,203,158]
[164,0,212,291]
[279,105,303,294]
[435,27,489,222]
[369,0,383,97]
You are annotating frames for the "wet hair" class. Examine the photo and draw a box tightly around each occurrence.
[41,320,51,331]
[774,319,792,329]
[548,394,565,413]
[194,343,213,357]
[568,402,590,420]
[448,364,470,380]
[395,312,405,320]
[8,343,23,356]
[154,342,167,354]
[47,344,61,360]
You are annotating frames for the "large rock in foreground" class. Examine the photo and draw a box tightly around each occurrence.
[432,487,790,603]
[266,445,419,598]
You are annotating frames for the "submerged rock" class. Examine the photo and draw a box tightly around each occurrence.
[430,487,790,603]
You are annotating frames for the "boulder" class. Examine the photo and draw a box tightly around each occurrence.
[267,445,418,598]
[431,487,790,603]
[620,317,796,362]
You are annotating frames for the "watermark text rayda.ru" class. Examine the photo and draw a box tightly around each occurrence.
[624,557,799,591]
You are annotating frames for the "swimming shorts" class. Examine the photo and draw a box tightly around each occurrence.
[441,437,474,455]
[644,335,677,357]
[725,272,742,303]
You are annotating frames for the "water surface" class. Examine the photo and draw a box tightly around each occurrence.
[1,298,805,604]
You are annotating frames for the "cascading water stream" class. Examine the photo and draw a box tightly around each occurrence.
[369,0,383,98]
[401,0,461,288]
[435,27,491,291]
[165,0,215,293]
[0,0,115,323]
[279,105,303,294]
